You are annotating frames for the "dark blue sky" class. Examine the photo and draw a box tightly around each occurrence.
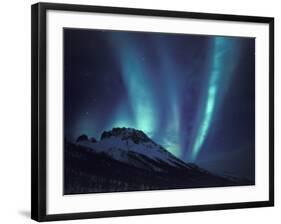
[64,28,255,180]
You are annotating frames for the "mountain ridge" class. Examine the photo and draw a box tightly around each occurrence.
[64,127,253,194]
[76,127,192,171]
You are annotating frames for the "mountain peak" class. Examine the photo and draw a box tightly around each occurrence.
[76,134,88,142]
[76,134,97,143]
[100,127,151,144]
[76,127,192,172]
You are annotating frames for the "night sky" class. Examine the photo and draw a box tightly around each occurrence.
[64,28,255,180]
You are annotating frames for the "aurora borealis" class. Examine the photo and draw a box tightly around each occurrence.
[190,37,240,161]
[64,29,255,180]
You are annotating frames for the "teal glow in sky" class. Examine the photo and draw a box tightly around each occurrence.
[107,33,183,157]
[113,35,157,135]
[190,37,239,160]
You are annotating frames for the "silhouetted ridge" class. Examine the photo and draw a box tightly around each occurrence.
[76,134,88,142]
[90,137,97,143]
[101,127,151,144]
[76,134,97,143]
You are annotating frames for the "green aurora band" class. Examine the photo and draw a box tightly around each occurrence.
[78,33,240,161]
[108,33,182,157]
[190,37,239,161]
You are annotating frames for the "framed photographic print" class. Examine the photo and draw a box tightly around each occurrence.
[31,2,274,222]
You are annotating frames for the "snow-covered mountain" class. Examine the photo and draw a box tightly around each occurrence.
[64,127,252,194]
[76,127,191,172]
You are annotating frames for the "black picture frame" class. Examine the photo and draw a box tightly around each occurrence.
[31,2,274,222]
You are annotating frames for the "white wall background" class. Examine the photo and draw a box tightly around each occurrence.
[0,0,279,223]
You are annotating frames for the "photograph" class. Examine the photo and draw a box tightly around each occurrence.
[63,28,255,194]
